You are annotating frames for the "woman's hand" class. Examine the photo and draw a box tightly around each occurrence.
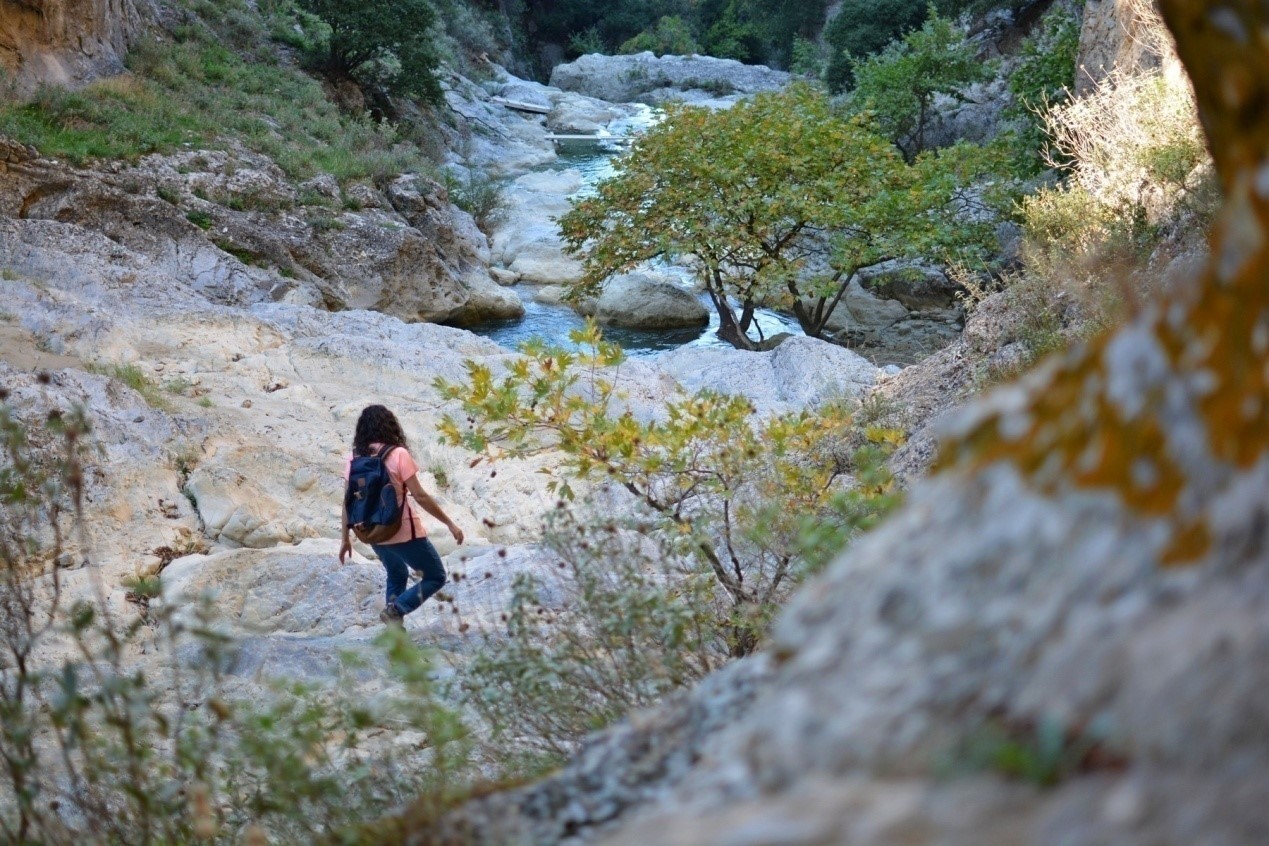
[447,521,465,545]
[339,537,353,564]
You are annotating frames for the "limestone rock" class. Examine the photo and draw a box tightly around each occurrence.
[1076,0,1169,93]
[594,273,709,329]
[0,145,516,323]
[654,336,878,416]
[490,169,586,285]
[548,53,792,106]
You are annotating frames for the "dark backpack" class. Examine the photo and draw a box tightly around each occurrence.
[345,445,414,545]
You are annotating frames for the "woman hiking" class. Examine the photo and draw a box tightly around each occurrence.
[339,404,465,627]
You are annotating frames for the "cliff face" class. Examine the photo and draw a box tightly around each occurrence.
[1075,0,1170,92]
[0,0,148,95]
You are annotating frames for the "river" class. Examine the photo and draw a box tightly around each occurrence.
[464,115,801,357]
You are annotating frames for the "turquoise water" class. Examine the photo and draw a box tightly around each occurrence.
[465,116,802,357]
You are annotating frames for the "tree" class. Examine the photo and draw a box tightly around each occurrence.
[848,7,989,160]
[299,0,443,103]
[559,84,999,349]
[823,0,928,92]
[618,16,700,56]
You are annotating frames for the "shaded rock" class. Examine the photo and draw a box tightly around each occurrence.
[594,273,709,329]
[857,262,961,312]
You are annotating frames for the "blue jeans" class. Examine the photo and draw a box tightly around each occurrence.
[372,538,446,616]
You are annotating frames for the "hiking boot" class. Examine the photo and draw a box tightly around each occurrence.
[379,603,405,628]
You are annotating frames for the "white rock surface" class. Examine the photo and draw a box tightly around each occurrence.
[594,273,709,329]
[549,52,793,106]
[490,169,587,285]
[654,336,879,415]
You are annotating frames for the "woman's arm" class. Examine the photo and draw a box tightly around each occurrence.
[405,475,465,544]
[339,502,353,564]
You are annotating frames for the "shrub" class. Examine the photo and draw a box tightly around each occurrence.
[1005,3,1081,174]
[619,15,699,56]
[434,324,902,655]
[567,26,606,57]
[1043,72,1208,223]
[443,169,506,234]
[457,507,718,761]
[823,0,928,92]
[298,0,443,103]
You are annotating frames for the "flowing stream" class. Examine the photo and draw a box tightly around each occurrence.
[465,116,801,357]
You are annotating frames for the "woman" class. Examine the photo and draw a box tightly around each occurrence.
[339,405,465,626]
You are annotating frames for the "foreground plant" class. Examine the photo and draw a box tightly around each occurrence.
[457,507,718,761]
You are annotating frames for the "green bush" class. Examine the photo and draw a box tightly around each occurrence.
[536,0,829,67]
[619,15,700,56]
[442,169,506,234]
[435,324,902,655]
[824,0,928,92]
[1005,4,1082,174]
[298,0,443,103]
[848,7,989,159]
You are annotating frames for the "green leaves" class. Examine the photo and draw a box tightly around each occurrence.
[298,0,443,103]
[561,83,1001,345]
[848,7,989,160]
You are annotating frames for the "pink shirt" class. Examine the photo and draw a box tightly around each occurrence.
[344,443,427,544]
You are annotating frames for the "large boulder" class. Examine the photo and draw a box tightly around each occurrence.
[655,336,879,416]
[548,52,792,106]
[594,273,709,329]
[815,266,966,365]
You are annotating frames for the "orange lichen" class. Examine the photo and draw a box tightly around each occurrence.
[939,0,1269,566]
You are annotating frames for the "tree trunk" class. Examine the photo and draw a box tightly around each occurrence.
[706,270,758,350]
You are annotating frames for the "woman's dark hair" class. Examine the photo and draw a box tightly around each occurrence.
[352,404,409,456]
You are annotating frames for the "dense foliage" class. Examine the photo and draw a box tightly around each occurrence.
[848,9,988,160]
[299,0,444,102]
[559,85,1002,349]
[528,0,832,67]
[824,0,929,91]
[1005,3,1082,174]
